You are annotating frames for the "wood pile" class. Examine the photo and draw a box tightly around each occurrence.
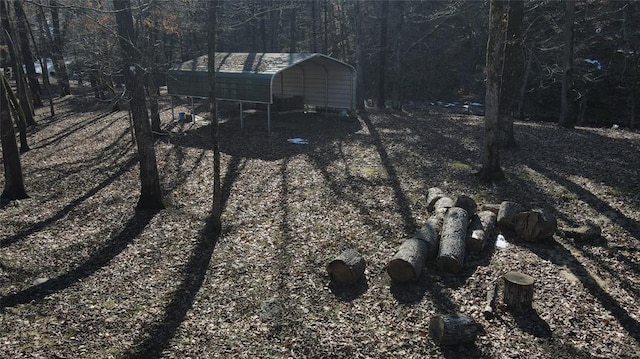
[386,188,559,282]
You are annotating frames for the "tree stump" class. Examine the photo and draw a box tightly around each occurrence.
[467,210,497,252]
[437,207,468,273]
[503,271,535,313]
[497,201,526,229]
[387,238,429,282]
[514,207,557,241]
[429,313,479,346]
[455,195,477,216]
[327,249,366,285]
[426,187,445,211]
[413,217,440,260]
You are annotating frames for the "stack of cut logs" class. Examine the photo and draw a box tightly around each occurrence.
[386,188,558,283]
[325,187,568,347]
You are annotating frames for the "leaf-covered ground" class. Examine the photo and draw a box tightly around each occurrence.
[1,90,639,358]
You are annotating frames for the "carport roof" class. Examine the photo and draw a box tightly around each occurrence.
[170,52,338,74]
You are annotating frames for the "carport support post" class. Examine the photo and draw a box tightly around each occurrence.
[190,97,195,121]
[240,102,244,128]
[267,104,271,133]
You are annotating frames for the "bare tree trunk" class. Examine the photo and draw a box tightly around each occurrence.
[351,0,365,110]
[559,0,576,128]
[289,1,297,52]
[497,0,523,149]
[113,0,164,211]
[1,74,29,152]
[14,0,42,108]
[50,0,70,96]
[208,0,222,232]
[376,0,389,108]
[311,0,317,53]
[0,74,29,200]
[0,1,35,127]
[478,0,505,182]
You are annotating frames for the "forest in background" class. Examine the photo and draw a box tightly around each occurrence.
[2,0,639,128]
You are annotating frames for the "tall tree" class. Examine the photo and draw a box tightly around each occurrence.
[0,74,29,201]
[376,0,389,108]
[0,0,36,127]
[208,0,222,231]
[497,0,523,148]
[14,0,42,108]
[559,0,576,128]
[478,0,505,182]
[49,0,71,96]
[113,0,164,210]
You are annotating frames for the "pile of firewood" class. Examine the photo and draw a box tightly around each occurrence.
[386,188,559,283]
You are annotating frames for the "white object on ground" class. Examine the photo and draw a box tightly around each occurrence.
[287,138,309,145]
[495,234,509,249]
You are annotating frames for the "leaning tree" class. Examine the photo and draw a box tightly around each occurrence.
[0,73,29,201]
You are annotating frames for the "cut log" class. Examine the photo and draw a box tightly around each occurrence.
[429,313,479,346]
[503,271,535,313]
[437,207,468,273]
[326,249,366,285]
[387,238,429,283]
[562,223,601,241]
[426,187,445,211]
[483,281,499,319]
[497,201,526,229]
[479,203,501,215]
[514,207,557,241]
[454,195,477,216]
[434,196,455,213]
[467,210,497,252]
[413,217,440,260]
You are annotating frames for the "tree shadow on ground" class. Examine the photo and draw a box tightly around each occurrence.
[126,216,221,359]
[126,154,241,359]
[1,157,138,248]
[1,209,158,309]
[524,238,640,344]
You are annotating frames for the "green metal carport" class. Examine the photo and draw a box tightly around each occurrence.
[167,52,356,132]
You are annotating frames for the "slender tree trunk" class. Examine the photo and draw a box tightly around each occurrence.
[0,1,35,127]
[14,0,42,108]
[208,0,222,232]
[559,0,576,128]
[352,0,365,110]
[113,0,164,211]
[498,0,523,149]
[1,75,29,152]
[50,0,71,96]
[323,0,328,54]
[376,0,389,108]
[312,0,317,53]
[1,74,29,200]
[289,1,297,52]
[32,2,55,116]
[478,0,505,182]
